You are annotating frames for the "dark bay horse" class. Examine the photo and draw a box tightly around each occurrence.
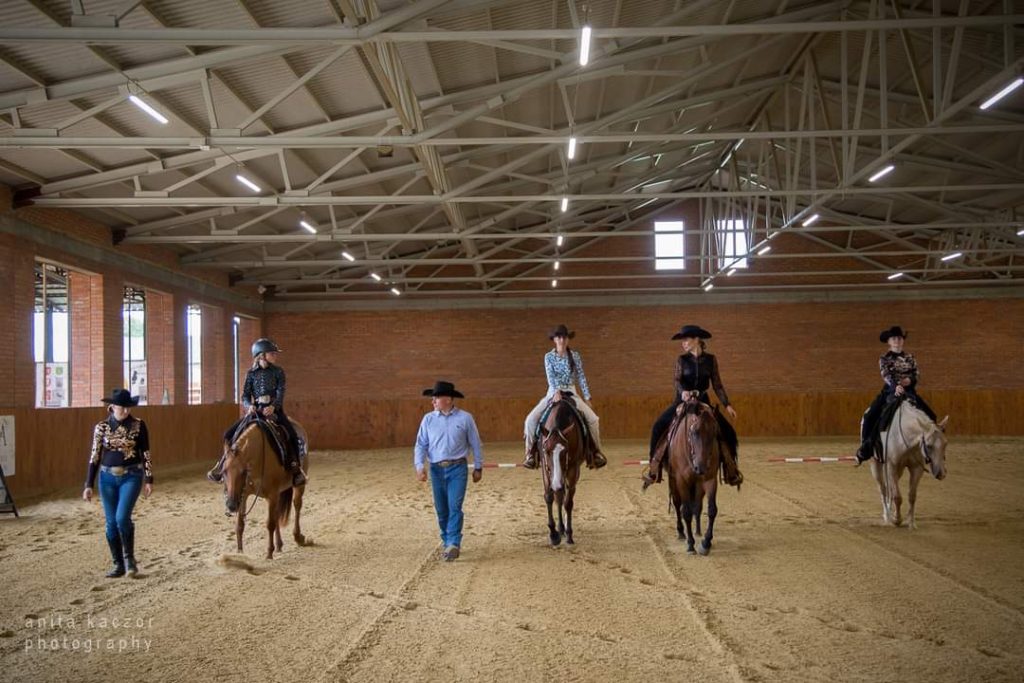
[221,419,309,559]
[664,402,721,555]
[539,399,586,546]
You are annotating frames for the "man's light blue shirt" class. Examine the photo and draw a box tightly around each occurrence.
[414,407,483,472]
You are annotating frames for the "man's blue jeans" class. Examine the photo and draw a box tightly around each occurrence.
[429,462,468,548]
[99,467,143,559]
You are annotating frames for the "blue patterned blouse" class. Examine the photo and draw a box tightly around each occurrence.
[544,349,592,400]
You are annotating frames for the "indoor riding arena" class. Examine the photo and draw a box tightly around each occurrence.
[1,1,1022,682]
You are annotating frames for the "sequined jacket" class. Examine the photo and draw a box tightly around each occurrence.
[879,351,919,392]
[242,363,287,410]
[674,352,731,406]
[85,415,153,488]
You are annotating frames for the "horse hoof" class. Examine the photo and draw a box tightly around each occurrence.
[686,547,696,555]
[295,534,306,546]
[566,537,575,545]
[697,543,710,556]
[550,534,561,547]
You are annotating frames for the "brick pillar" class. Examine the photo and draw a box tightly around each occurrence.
[201,304,229,403]
[68,270,94,407]
[0,232,35,408]
[145,289,176,405]
[172,295,189,405]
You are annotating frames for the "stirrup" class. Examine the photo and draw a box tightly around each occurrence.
[523,447,539,469]
[640,466,656,491]
[590,451,607,469]
[291,468,307,487]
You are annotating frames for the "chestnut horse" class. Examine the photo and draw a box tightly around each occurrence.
[664,402,721,555]
[870,399,949,528]
[221,419,309,559]
[539,399,586,546]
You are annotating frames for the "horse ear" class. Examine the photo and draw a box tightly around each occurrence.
[938,416,949,432]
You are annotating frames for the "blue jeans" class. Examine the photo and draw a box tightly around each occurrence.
[99,468,143,558]
[429,462,469,548]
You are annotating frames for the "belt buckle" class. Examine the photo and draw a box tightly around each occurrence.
[108,466,126,475]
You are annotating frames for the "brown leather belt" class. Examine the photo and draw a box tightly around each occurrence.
[434,457,467,468]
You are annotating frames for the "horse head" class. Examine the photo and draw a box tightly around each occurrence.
[222,439,252,514]
[683,406,718,477]
[920,416,949,480]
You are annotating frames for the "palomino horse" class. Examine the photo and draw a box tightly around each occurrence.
[222,419,309,559]
[539,399,586,546]
[664,402,721,555]
[870,399,948,528]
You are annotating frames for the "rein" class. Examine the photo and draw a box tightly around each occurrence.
[238,423,268,520]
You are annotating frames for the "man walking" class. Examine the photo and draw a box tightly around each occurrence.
[415,381,483,561]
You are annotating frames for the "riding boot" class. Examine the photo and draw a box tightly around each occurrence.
[523,441,539,469]
[207,446,228,483]
[854,440,872,465]
[590,451,607,469]
[288,460,307,487]
[122,528,138,577]
[105,535,126,578]
[720,444,744,488]
[641,444,668,490]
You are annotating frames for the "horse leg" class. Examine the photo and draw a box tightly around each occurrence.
[682,499,697,554]
[870,460,889,524]
[698,482,717,556]
[293,485,306,546]
[671,485,684,540]
[544,488,560,546]
[564,485,575,545]
[275,525,283,553]
[906,465,925,530]
[235,508,245,553]
[555,489,566,535]
[890,465,904,527]
[266,499,278,560]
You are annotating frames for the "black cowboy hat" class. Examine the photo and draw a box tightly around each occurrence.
[422,380,465,399]
[101,388,140,407]
[548,324,575,339]
[671,324,712,340]
[879,326,908,343]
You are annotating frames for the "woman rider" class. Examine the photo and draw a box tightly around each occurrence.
[642,324,743,489]
[855,325,938,464]
[208,338,306,486]
[523,324,607,470]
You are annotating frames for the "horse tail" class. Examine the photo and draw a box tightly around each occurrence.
[278,487,294,526]
[551,441,565,492]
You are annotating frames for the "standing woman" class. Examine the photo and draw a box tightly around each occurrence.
[523,324,607,470]
[82,389,153,578]
[642,325,743,488]
[855,325,938,464]
[209,337,305,486]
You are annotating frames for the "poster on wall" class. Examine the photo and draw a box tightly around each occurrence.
[36,363,69,408]
[0,415,14,476]
[128,362,148,404]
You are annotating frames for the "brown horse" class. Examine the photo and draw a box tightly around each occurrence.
[221,419,309,559]
[539,399,586,546]
[664,402,721,555]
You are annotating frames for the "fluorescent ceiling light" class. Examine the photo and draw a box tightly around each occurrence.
[1016,227,1024,236]
[940,251,963,261]
[560,196,569,212]
[369,272,382,281]
[979,77,1023,110]
[299,220,317,234]
[341,251,356,262]
[554,260,560,271]
[567,136,577,160]
[868,164,895,182]
[727,268,737,276]
[579,25,592,66]
[556,234,564,247]
[235,174,260,192]
[390,287,400,296]
[887,272,904,280]
[551,279,558,288]
[703,283,714,291]
[757,245,772,255]
[128,95,168,124]
[801,213,820,227]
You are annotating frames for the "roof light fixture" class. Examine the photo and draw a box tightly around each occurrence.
[341,251,356,262]
[556,234,564,247]
[390,287,401,296]
[369,272,382,282]
[299,219,317,234]
[801,213,820,227]
[979,77,1024,110]
[887,272,904,280]
[579,25,592,66]
[554,260,560,271]
[551,279,558,288]
[868,164,895,183]
[567,136,577,160]
[560,196,569,212]
[235,174,260,192]
[703,283,714,292]
[727,268,737,276]
[940,251,963,262]
[128,94,168,124]
[757,245,772,256]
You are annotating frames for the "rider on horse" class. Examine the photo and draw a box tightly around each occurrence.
[523,324,607,470]
[208,338,306,487]
[642,325,743,489]
[855,326,938,465]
